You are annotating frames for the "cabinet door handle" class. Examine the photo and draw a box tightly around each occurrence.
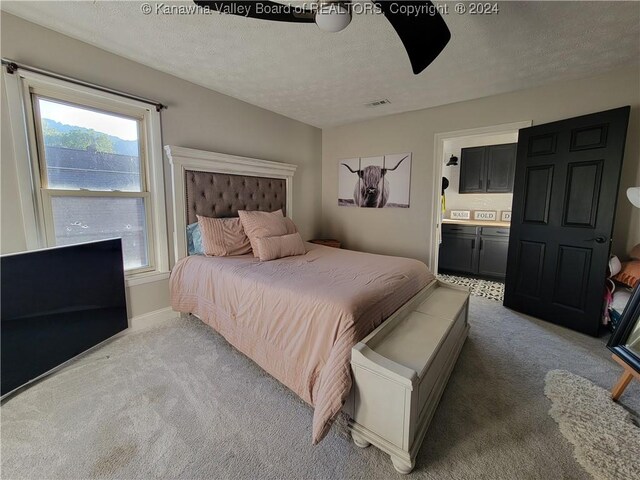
[479,179,483,190]
[487,179,491,189]
[471,239,475,249]
[479,238,483,251]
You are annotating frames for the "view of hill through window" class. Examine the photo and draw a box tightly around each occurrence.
[36,98,148,270]
[42,118,139,156]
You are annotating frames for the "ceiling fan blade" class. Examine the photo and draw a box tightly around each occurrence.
[193,1,315,22]
[373,0,451,74]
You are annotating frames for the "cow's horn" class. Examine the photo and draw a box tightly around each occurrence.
[342,163,360,174]
[385,155,409,172]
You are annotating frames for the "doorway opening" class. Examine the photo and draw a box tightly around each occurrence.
[430,121,531,296]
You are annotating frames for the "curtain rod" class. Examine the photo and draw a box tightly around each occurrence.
[2,58,166,112]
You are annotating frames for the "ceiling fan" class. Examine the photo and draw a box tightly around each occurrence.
[193,1,451,74]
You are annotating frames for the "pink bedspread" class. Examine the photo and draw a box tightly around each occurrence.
[170,243,432,443]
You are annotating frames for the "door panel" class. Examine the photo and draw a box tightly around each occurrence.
[552,245,592,311]
[563,160,603,227]
[459,147,486,193]
[528,133,557,156]
[570,125,608,151]
[504,106,630,335]
[513,240,545,299]
[523,165,554,224]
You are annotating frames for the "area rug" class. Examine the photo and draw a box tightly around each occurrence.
[544,370,640,480]
[438,274,504,302]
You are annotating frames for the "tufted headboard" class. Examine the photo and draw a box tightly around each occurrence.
[166,146,297,261]
[185,170,286,224]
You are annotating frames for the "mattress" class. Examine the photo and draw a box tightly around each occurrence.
[170,242,433,443]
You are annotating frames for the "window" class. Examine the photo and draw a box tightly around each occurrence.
[4,69,168,282]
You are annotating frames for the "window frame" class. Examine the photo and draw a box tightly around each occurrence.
[4,68,169,284]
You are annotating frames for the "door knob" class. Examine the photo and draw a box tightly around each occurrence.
[586,236,607,244]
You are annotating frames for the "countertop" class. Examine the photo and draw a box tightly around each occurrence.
[442,219,511,228]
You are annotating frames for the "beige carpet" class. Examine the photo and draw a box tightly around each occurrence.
[2,296,639,479]
[545,370,640,480]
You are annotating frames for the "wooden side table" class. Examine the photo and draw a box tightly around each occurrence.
[310,239,341,249]
[611,353,640,401]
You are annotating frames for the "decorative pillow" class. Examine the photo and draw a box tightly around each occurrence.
[238,209,297,258]
[254,233,306,261]
[186,222,204,256]
[197,215,252,257]
[630,243,640,261]
[612,260,640,288]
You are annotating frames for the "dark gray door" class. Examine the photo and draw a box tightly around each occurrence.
[459,147,486,193]
[486,144,516,192]
[504,107,630,335]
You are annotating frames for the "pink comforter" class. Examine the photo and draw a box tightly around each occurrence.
[170,243,432,443]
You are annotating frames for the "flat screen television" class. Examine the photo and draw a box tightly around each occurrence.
[1,239,128,397]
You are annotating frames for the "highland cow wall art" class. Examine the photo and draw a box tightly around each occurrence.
[338,153,412,208]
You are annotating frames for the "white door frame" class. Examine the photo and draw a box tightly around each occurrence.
[429,121,532,274]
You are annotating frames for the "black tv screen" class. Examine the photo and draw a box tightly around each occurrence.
[1,239,127,397]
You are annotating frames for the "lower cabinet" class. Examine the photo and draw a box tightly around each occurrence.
[439,234,477,273]
[478,237,509,278]
[439,225,510,280]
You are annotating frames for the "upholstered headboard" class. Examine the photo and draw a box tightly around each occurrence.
[165,146,297,261]
[185,170,286,224]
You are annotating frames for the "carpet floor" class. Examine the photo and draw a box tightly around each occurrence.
[2,297,639,480]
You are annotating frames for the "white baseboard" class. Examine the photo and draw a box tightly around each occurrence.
[129,307,178,332]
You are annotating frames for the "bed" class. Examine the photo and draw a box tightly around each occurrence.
[165,146,433,445]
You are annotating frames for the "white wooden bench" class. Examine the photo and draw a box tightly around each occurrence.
[346,279,470,474]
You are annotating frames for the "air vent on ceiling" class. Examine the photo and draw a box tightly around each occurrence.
[365,99,391,108]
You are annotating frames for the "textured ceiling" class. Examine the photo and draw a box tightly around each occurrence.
[2,1,639,128]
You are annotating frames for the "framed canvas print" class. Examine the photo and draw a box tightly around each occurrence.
[338,153,412,208]
[338,158,360,207]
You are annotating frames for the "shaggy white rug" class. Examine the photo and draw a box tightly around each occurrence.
[544,370,640,480]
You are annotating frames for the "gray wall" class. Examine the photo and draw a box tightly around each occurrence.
[322,66,640,266]
[1,13,322,318]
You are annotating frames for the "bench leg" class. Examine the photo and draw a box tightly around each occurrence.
[351,432,370,448]
[391,456,415,475]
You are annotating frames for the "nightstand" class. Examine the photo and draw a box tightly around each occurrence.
[310,239,341,249]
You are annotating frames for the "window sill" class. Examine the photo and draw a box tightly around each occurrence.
[125,270,170,287]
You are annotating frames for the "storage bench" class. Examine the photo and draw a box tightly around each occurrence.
[347,279,470,474]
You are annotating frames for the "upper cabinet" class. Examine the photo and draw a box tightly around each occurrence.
[459,143,516,194]
[458,147,486,193]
